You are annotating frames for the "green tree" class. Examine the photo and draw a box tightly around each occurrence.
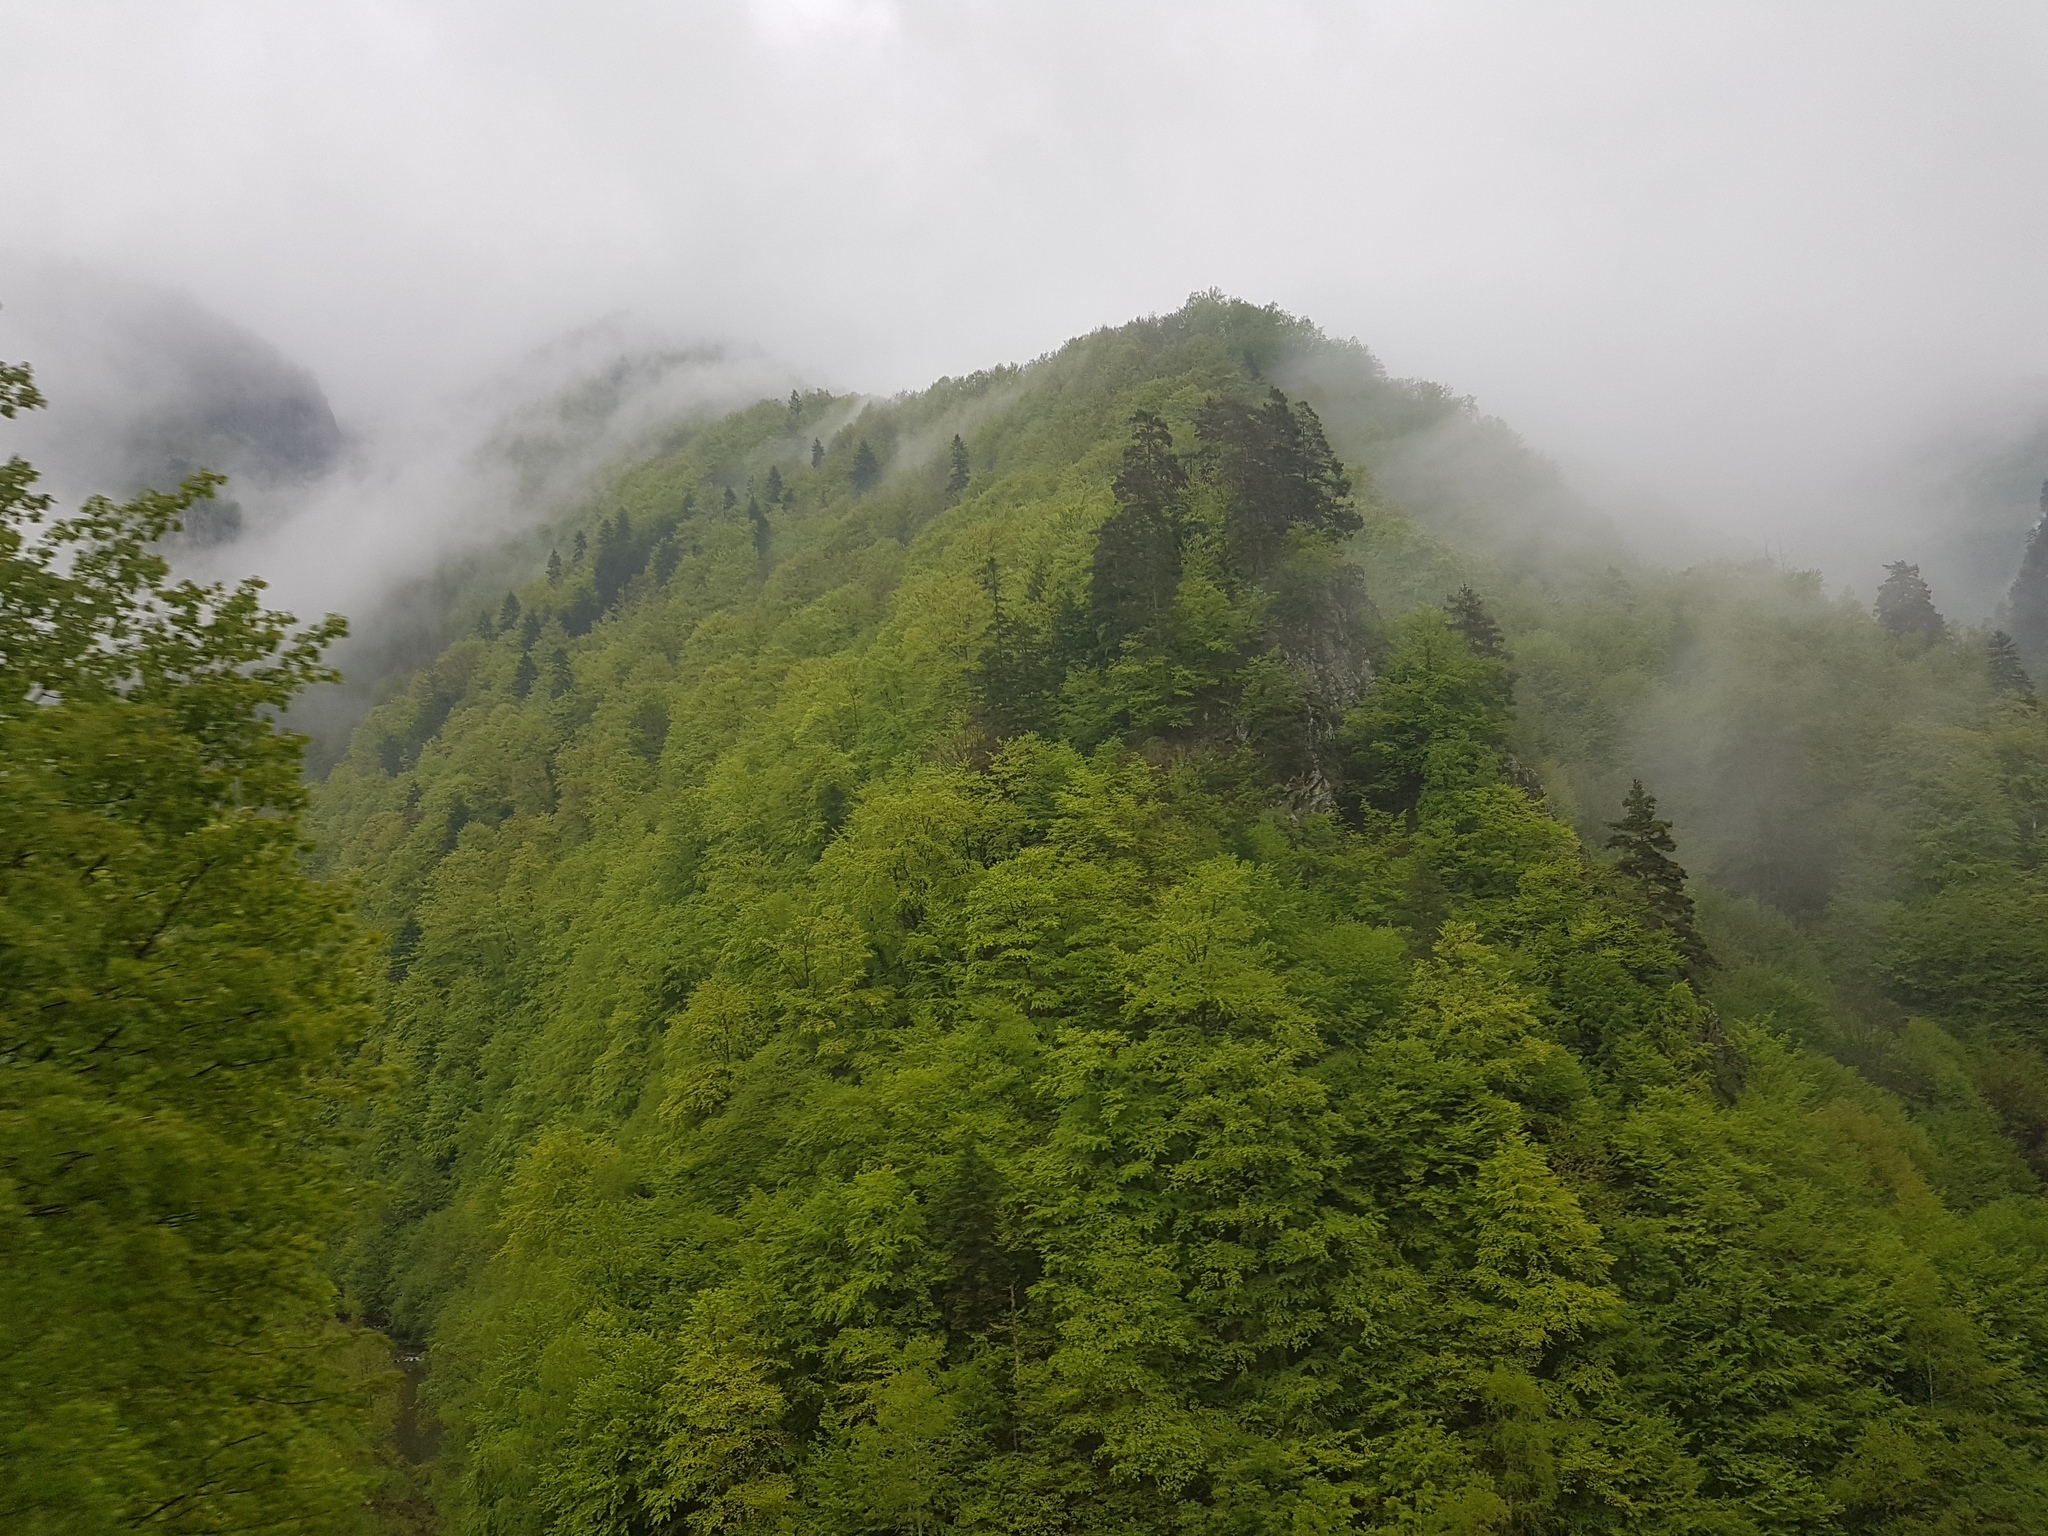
[1989,629,2036,700]
[497,590,520,633]
[748,496,771,573]
[547,547,563,583]
[786,388,802,434]
[1606,778,1709,967]
[1876,560,1946,644]
[850,439,881,494]
[945,434,970,500]
[1197,388,1358,581]
[765,464,784,507]
[1446,584,1505,657]
[1088,411,1186,655]
[811,437,825,469]
[0,362,379,1531]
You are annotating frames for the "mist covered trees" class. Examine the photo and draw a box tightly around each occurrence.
[306,296,2048,1535]
[2010,479,2048,663]
[0,362,379,1530]
[1876,558,1947,643]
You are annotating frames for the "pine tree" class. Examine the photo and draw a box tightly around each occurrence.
[1875,560,1946,644]
[512,648,538,699]
[1090,411,1187,654]
[946,434,971,500]
[851,439,882,494]
[572,529,587,564]
[1989,629,2037,701]
[498,591,521,633]
[2008,479,2048,663]
[1447,585,1505,657]
[971,559,1056,739]
[787,388,802,433]
[765,465,785,506]
[812,437,825,470]
[547,549,563,583]
[1606,779,1709,968]
[723,486,738,513]
[1197,388,1358,582]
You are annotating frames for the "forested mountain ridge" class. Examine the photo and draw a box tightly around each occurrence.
[313,296,2048,1533]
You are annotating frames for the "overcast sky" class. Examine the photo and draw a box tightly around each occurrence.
[5,0,2048,576]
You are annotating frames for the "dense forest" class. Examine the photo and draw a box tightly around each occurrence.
[11,296,2048,1533]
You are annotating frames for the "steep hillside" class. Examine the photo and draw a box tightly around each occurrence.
[315,297,2048,1534]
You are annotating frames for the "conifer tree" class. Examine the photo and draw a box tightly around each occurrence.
[547,548,562,583]
[787,388,802,433]
[765,464,784,506]
[571,528,587,564]
[1875,560,1946,644]
[971,558,1055,739]
[851,439,882,494]
[1197,388,1358,581]
[1446,585,1506,657]
[1090,411,1187,653]
[1606,779,1709,967]
[1989,629,2037,701]
[2008,479,2048,662]
[946,434,971,500]
[812,437,825,469]
[498,591,520,633]
[723,486,738,512]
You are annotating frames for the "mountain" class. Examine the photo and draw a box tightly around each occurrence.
[313,296,2048,1533]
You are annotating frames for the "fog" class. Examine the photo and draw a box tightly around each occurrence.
[6,1,2048,624]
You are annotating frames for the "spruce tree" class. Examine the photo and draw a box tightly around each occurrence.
[1446,585,1506,657]
[1606,779,1709,968]
[1875,560,1946,644]
[547,548,562,583]
[498,591,521,633]
[1197,388,1358,582]
[971,558,1056,739]
[723,486,738,512]
[571,529,587,564]
[946,434,971,500]
[787,388,802,433]
[765,465,785,506]
[812,437,825,470]
[1989,629,2037,701]
[851,439,882,494]
[2008,479,2048,662]
[1090,411,1187,654]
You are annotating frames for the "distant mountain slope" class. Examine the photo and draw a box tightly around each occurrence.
[314,296,2048,1535]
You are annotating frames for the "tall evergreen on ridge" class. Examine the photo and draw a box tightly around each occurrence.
[1607,778,1710,968]
[1446,585,1506,657]
[811,436,825,469]
[1197,388,1358,581]
[747,495,770,572]
[786,388,802,433]
[1989,629,2037,701]
[765,465,784,506]
[1875,560,1947,644]
[2008,479,2048,662]
[946,434,971,500]
[1089,411,1187,654]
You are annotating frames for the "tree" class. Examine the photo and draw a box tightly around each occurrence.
[812,437,825,470]
[547,547,563,583]
[1989,630,2037,701]
[1089,411,1187,654]
[787,389,802,434]
[765,465,785,506]
[723,486,738,513]
[1606,779,1709,968]
[2009,480,2048,662]
[498,591,521,633]
[1196,389,1358,582]
[1446,585,1505,657]
[0,358,379,1529]
[571,528,588,563]
[1875,560,1946,644]
[749,495,771,572]
[946,435,971,500]
[851,439,882,494]
[971,559,1057,739]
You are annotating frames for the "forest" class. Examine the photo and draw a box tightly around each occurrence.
[10,295,2048,1533]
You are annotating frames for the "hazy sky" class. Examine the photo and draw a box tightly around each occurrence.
[6,1,2048,574]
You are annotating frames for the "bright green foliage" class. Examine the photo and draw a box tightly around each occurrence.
[1989,629,2035,701]
[315,298,2048,1532]
[0,374,381,1530]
